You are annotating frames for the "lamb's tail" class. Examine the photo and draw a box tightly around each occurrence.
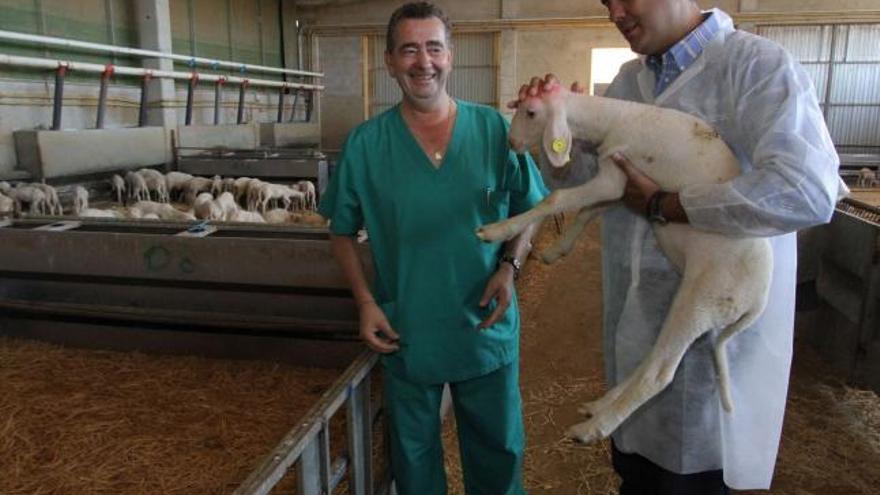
[714,309,762,413]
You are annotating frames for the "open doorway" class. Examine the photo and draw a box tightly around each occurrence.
[590,47,638,96]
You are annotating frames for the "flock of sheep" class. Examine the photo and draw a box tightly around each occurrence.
[0,169,322,225]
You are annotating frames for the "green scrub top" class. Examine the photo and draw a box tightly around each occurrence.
[319,100,547,385]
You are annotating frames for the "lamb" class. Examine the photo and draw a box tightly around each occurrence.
[476,84,774,444]
[227,209,265,223]
[125,171,150,204]
[857,167,877,188]
[73,186,89,215]
[293,180,317,211]
[165,171,194,201]
[264,208,291,224]
[215,191,239,220]
[0,192,15,216]
[110,174,126,204]
[256,182,305,212]
[182,176,214,205]
[130,201,196,221]
[9,184,47,215]
[34,182,63,215]
[210,175,224,197]
[137,168,170,203]
[193,192,223,220]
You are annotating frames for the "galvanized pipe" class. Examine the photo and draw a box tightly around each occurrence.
[0,28,323,79]
[0,53,324,91]
[184,72,198,126]
[51,64,67,130]
[237,80,248,125]
[138,72,151,127]
[213,78,225,126]
[95,64,113,129]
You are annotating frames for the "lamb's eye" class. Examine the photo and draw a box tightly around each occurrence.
[526,110,536,119]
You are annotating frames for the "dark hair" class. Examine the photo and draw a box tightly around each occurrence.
[385,2,452,54]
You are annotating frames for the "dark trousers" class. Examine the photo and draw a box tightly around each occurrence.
[612,441,730,495]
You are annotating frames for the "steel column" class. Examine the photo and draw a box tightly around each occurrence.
[276,87,286,123]
[237,80,249,124]
[214,78,226,125]
[138,72,152,127]
[96,64,114,129]
[347,375,372,495]
[185,72,198,126]
[298,440,321,495]
[51,64,67,130]
[289,89,300,123]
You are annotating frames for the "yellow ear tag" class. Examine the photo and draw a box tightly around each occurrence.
[551,138,567,154]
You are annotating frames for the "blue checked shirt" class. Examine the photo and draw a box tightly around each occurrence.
[645,12,722,96]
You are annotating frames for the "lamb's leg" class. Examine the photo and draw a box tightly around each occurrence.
[477,164,624,243]
[713,309,762,412]
[566,281,723,444]
[542,205,608,264]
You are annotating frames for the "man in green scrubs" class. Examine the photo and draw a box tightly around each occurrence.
[318,2,547,493]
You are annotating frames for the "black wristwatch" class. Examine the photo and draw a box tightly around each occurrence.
[646,191,669,225]
[498,254,521,280]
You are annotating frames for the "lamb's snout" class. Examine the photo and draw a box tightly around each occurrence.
[508,136,526,152]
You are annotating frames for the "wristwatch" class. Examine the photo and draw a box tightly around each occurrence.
[646,191,669,225]
[498,254,522,280]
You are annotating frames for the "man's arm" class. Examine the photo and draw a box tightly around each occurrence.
[478,223,538,329]
[329,234,399,353]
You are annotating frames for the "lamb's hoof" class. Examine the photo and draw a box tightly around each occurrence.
[565,420,604,444]
[475,223,513,243]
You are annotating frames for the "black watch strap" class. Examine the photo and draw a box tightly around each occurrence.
[646,191,669,225]
[498,254,521,280]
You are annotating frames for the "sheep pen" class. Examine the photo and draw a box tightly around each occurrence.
[0,337,344,494]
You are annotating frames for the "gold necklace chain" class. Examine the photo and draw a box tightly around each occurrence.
[405,98,455,164]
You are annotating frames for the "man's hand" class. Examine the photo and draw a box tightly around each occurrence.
[478,265,515,329]
[611,152,661,216]
[358,301,400,353]
[507,74,586,109]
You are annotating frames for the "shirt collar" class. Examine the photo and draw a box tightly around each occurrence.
[646,11,721,76]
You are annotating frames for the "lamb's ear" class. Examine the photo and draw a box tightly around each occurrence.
[542,104,571,168]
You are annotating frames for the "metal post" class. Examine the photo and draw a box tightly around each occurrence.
[138,72,152,127]
[297,438,321,495]
[236,79,248,124]
[347,377,372,495]
[305,89,314,123]
[213,77,225,125]
[96,64,113,129]
[185,72,198,126]
[276,86,286,123]
[51,64,68,130]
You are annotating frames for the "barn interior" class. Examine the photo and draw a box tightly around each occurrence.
[0,1,878,494]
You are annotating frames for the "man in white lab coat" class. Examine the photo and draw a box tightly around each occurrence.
[519,0,842,492]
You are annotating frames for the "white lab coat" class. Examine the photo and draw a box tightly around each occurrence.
[597,9,841,489]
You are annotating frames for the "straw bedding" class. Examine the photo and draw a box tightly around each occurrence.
[0,338,340,494]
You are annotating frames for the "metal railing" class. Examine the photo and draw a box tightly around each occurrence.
[235,350,393,495]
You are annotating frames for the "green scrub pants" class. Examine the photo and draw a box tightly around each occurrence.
[383,362,526,495]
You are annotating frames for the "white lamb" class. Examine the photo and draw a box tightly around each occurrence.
[193,192,223,220]
[130,201,196,221]
[73,186,89,215]
[137,168,170,203]
[165,171,194,201]
[9,184,47,215]
[215,191,239,220]
[477,85,774,444]
[34,182,63,215]
[264,208,291,224]
[182,176,214,205]
[227,209,265,223]
[0,192,15,216]
[857,167,877,188]
[110,174,126,204]
[293,180,317,211]
[256,182,305,212]
[125,171,150,203]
